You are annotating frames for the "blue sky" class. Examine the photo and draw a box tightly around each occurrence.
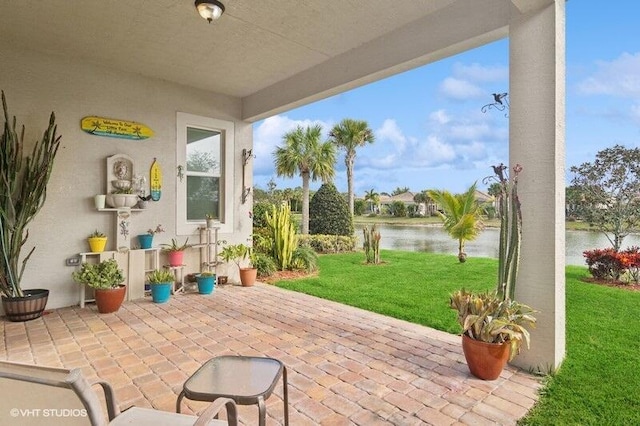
[253,1,640,196]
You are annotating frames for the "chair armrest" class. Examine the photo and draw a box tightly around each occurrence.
[93,380,121,421]
[193,398,238,426]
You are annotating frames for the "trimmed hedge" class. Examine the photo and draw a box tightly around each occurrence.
[309,183,354,236]
[299,234,357,253]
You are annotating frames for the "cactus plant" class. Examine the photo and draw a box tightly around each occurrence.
[265,202,298,270]
[487,163,523,301]
[363,224,381,264]
[1,91,62,298]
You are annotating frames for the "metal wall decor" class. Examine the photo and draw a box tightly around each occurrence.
[481,92,510,117]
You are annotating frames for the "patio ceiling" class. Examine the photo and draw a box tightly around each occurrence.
[0,0,551,121]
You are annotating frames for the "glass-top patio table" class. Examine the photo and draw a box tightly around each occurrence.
[176,356,289,426]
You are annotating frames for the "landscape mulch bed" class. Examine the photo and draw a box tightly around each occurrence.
[583,277,640,292]
[262,270,317,284]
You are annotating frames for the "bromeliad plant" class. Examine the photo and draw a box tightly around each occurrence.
[450,164,536,360]
[0,91,62,298]
[450,289,536,360]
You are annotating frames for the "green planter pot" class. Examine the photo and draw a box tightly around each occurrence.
[150,282,172,303]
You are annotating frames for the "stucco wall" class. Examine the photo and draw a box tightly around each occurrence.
[0,43,253,309]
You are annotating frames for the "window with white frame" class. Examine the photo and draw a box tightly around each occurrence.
[176,112,234,234]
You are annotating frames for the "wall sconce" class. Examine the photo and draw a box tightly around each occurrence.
[195,0,225,23]
[241,149,255,204]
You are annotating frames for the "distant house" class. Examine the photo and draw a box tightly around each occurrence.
[380,191,419,214]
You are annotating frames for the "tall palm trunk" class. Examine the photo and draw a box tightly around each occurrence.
[345,153,355,215]
[301,171,310,234]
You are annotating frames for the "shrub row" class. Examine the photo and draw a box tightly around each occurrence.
[299,234,357,253]
[584,246,640,282]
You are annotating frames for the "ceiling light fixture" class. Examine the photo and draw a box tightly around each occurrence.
[195,0,225,23]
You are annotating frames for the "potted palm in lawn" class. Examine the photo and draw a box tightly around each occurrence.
[427,184,484,263]
[449,164,537,380]
[146,269,174,303]
[0,91,62,321]
[72,259,126,314]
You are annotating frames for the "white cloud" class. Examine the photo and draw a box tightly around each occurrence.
[577,52,640,97]
[429,109,451,125]
[376,119,407,151]
[412,135,456,166]
[438,77,484,101]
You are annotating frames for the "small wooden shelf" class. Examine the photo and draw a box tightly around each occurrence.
[96,208,143,212]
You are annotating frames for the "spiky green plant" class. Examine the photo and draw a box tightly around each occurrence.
[265,203,298,270]
[485,163,523,301]
[0,91,61,297]
[363,224,381,264]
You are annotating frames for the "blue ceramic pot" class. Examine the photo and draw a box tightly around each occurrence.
[138,234,153,249]
[151,282,171,303]
[196,274,215,295]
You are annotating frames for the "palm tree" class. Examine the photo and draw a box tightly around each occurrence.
[274,125,336,234]
[487,182,502,218]
[328,119,375,215]
[364,188,380,214]
[427,183,484,263]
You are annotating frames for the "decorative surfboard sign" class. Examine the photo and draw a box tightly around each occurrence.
[150,158,162,201]
[81,116,154,140]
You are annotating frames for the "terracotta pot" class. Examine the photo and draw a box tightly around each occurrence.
[1,289,49,322]
[167,251,184,267]
[239,268,257,287]
[93,285,126,314]
[461,334,510,380]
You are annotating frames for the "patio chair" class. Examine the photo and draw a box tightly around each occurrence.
[0,360,237,426]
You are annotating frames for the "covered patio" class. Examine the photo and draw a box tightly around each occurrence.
[1,285,541,425]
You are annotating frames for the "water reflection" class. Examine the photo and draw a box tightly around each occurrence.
[354,224,640,266]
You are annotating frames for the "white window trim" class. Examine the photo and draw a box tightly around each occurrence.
[176,112,234,235]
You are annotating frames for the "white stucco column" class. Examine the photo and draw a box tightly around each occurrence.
[509,1,566,371]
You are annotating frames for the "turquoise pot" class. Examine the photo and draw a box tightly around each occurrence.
[150,282,171,303]
[196,274,215,295]
[138,234,153,249]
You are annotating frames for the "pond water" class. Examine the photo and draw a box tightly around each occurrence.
[354,224,640,266]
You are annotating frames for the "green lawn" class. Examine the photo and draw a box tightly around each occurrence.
[275,250,640,425]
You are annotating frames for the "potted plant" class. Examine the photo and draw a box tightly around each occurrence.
[219,243,257,286]
[236,244,258,287]
[450,164,537,380]
[87,230,108,253]
[72,259,126,314]
[195,271,216,294]
[205,213,216,229]
[138,224,164,249]
[217,244,236,285]
[161,238,191,266]
[0,90,62,321]
[146,269,174,303]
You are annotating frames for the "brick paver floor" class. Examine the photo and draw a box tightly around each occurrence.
[1,283,542,425]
